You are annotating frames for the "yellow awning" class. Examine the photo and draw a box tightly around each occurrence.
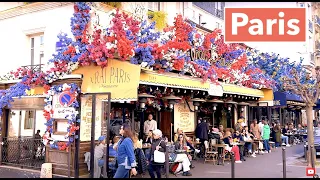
[139,70,210,91]
[259,88,274,101]
[26,86,45,96]
[72,59,141,101]
[222,83,264,97]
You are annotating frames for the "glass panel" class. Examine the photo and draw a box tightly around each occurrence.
[21,110,34,137]
[80,95,93,141]
[35,110,46,137]
[8,110,20,137]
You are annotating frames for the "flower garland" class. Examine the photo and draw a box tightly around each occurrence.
[42,83,80,151]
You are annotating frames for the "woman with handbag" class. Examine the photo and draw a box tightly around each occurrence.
[173,134,193,176]
[148,129,166,178]
[114,124,138,178]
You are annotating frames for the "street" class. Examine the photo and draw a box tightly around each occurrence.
[0,144,317,178]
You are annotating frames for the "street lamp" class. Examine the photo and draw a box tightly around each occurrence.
[226,100,237,128]
[163,95,182,110]
[138,93,155,110]
[206,99,224,128]
[190,98,206,111]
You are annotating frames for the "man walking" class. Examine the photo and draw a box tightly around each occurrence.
[262,120,271,153]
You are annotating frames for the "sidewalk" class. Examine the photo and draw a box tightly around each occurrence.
[0,144,317,178]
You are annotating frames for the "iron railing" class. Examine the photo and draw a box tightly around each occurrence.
[14,64,45,79]
[1,137,45,169]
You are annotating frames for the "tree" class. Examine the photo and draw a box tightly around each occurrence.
[283,66,320,167]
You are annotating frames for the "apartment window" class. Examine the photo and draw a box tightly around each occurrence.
[192,10,196,19]
[215,2,223,19]
[148,2,160,11]
[24,110,34,130]
[29,34,44,65]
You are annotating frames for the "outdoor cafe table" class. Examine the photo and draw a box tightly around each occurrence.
[213,144,226,165]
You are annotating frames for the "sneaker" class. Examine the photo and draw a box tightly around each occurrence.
[195,149,200,154]
[268,150,271,153]
[286,144,291,147]
[248,150,252,154]
[282,143,286,146]
[235,161,242,163]
[182,171,192,176]
[264,151,269,154]
[254,151,258,154]
[251,154,256,158]
[259,150,264,154]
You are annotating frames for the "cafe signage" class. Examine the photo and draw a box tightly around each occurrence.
[174,102,195,132]
[188,48,233,67]
[72,59,141,101]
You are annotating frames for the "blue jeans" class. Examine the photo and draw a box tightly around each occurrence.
[114,165,129,178]
[263,140,270,151]
[282,136,289,144]
[245,142,252,152]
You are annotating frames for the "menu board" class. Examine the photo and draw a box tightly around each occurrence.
[80,96,102,141]
[174,102,195,133]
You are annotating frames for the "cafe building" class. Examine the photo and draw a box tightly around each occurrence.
[0,3,273,178]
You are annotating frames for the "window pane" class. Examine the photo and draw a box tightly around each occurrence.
[24,110,34,130]
[8,110,20,137]
[40,35,44,45]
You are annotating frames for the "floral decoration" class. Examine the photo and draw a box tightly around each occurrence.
[42,83,80,151]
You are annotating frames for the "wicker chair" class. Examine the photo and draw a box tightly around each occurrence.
[204,140,218,165]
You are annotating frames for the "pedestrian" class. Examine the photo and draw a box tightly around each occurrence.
[94,136,107,178]
[114,124,137,178]
[262,120,271,153]
[195,118,209,157]
[273,122,282,148]
[148,129,166,178]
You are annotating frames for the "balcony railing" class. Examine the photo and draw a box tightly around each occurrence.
[309,20,313,32]
[316,41,320,51]
[315,15,320,26]
[215,9,223,19]
[14,64,45,79]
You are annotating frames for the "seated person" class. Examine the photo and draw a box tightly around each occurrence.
[223,131,242,163]
[143,130,153,144]
[174,128,200,154]
[281,126,290,146]
[233,131,246,161]
[241,127,256,157]
[208,127,222,144]
[173,134,193,176]
[218,125,225,139]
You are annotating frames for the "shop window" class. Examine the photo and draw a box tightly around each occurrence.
[53,119,69,135]
[24,110,34,130]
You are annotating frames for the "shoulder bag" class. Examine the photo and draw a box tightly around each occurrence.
[153,140,166,163]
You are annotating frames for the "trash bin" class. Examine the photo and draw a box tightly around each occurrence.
[40,163,52,178]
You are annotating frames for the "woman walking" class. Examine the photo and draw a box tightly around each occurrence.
[148,129,166,178]
[114,124,137,178]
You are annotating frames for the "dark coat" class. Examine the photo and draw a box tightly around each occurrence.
[134,148,147,174]
[274,126,281,143]
[195,122,209,140]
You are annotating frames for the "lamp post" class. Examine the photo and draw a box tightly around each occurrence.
[238,102,249,124]
[138,93,155,139]
[190,98,206,111]
[226,100,238,128]
[163,95,181,141]
[206,99,224,128]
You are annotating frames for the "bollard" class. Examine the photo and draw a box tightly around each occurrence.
[311,145,315,169]
[231,153,235,178]
[304,143,307,161]
[282,147,286,178]
[165,145,169,178]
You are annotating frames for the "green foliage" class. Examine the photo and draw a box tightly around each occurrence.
[147,10,167,30]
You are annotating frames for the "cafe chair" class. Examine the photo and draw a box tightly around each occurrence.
[204,141,218,165]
